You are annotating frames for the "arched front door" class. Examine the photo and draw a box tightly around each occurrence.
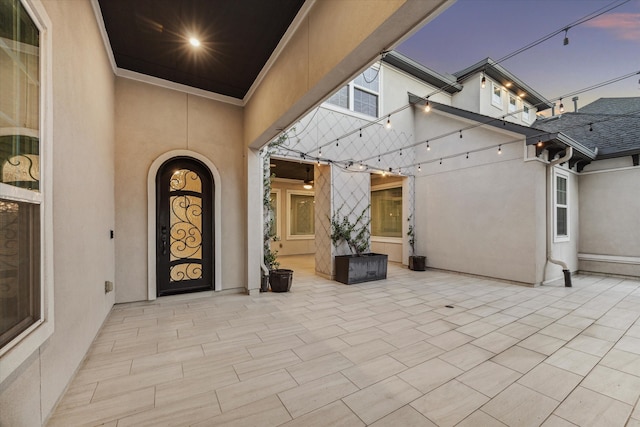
[156,157,213,296]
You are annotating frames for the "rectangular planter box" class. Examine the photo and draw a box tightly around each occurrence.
[409,255,426,271]
[334,253,388,285]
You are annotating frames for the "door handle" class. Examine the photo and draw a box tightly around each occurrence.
[161,226,167,255]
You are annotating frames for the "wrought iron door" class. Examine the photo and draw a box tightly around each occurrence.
[156,158,213,296]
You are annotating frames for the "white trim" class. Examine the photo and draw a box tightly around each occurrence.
[89,0,116,73]
[371,181,403,191]
[147,150,222,300]
[0,0,54,384]
[285,189,315,240]
[553,169,570,242]
[580,165,640,175]
[117,69,243,106]
[371,236,402,244]
[578,253,640,265]
[243,0,316,104]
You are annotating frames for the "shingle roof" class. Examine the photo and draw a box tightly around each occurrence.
[533,97,640,158]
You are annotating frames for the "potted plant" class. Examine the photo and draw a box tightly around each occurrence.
[262,134,293,292]
[330,206,388,284]
[407,215,426,271]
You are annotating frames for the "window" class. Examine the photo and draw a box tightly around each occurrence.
[287,191,314,239]
[371,187,402,238]
[508,95,517,113]
[491,83,502,108]
[522,104,531,122]
[326,66,379,118]
[555,172,569,241]
[0,0,50,366]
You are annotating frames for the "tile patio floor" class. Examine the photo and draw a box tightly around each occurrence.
[48,255,640,426]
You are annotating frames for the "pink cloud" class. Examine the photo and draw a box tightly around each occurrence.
[586,13,640,42]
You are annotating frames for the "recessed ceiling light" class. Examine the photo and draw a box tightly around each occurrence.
[189,37,201,47]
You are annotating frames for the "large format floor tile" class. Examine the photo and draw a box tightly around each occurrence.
[47,256,640,426]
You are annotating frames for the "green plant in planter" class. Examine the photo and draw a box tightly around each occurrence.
[407,215,416,256]
[330,206,371,256]
[262,133,288,271]
[407,214,426,271]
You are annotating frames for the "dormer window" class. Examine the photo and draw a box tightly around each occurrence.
[508,95,517,113]
[491,83,502,108]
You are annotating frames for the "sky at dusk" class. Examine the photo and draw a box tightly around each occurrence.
[397,0,640,112]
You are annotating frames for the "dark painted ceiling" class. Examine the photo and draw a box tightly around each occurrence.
[270,158,311,181]
[98,0,305,100]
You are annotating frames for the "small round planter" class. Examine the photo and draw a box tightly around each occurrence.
[269,269,293,292]
[409,255,426,271]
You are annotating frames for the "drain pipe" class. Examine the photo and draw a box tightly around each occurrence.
[545,147,573,287]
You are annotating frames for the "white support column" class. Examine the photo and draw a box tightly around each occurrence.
[246,147,262,295]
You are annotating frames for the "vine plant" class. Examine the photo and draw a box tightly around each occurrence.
[407,214,416,256]
[262,133,288,270]
[330,205,371,256]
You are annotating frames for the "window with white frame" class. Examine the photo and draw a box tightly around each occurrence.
[555,172,569,241]
[508,95,517,113]
[326,66,379,118]
[491,83,503,108]
[522,104,531,122]
[287,190,314,239]
[0,0,44,352]
[371,186,402,238]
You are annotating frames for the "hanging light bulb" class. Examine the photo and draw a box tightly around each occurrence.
[424,99,431,112]
[318,147,322,157]
[559,99,564,113]
[336,139,339,147]
[378,155,381,162]
[481,74,486,89]
[386,115,391,129]
[459,130,463,139]
[563,28,569,46]
[359,163,365,170]
[417,164,421,172]
[399,148,403,156]
[439,158,442,165]
[498,145,502,155]
[589,123,593,132]
[427,141,430,151]
[359,128,362,138]
[466,152,469,159]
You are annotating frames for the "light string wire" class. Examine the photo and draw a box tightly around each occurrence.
[292,0,632,155]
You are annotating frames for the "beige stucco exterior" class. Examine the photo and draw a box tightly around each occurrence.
[0,0,454,424]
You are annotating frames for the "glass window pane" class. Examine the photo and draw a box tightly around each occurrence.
[0,0,40,192]
[371,187,402,237]
[290,194,314,235]
[326,86,348,109]
[556,176,567,205]
[508,96,517,113]
[354,67,379,92]
[0,198,40,348]
[557,206,567,236]
[492,85,502,105]
[354,88,378,117]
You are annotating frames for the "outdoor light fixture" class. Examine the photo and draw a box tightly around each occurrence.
[498,145,502,155]
[303,166,313,189]
[481,75,486,89]
[537,140,543,147]
[424,99,431,112]
[559,99,565,113]
[189,37,201,47]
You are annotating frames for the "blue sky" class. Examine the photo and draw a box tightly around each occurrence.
[397,0,640,111]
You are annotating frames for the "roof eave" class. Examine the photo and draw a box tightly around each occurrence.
[384,51,462,94]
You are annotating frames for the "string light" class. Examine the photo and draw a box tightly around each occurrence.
[424,98,431,112]
[359,163,365,170]
[359,128,362,137]
[427,141,430,151]
[459,130,463,139]
[399,148,402,156]
[386,115,391,129]
[336,139,339,147]
[418,164,421,172]
[318,148,322,157]
[439,158,442,165]
[466,152,469,159]
[563,28,569,46]
[498,145,502,155]
[589,123,593,132]
[378,155,381,162]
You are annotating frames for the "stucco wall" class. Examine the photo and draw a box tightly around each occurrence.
[578,166,640,277]
[413,109,547,285]
[114,78,245,302]
[0,0,116,424]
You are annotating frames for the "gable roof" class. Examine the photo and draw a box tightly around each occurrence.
[453,58,554,111]
[383,51,462,94]
[534,97,640,159]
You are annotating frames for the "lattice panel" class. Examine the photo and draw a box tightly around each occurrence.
[331,167,371,257]
[314,164,333,277]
